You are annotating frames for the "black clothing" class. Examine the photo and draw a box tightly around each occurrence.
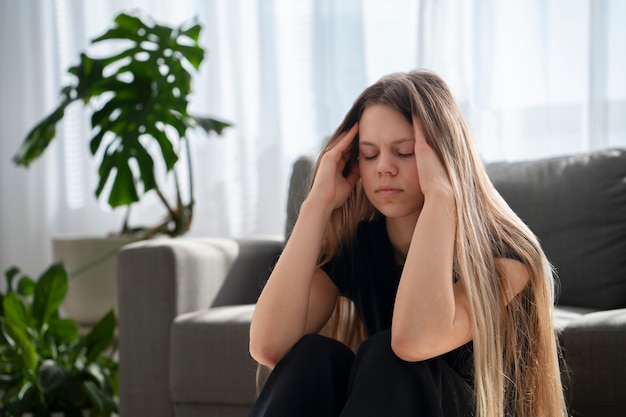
[322,217,474,382]
[249,218,475,416]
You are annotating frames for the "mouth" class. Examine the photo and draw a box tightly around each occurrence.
[375,186,402,195]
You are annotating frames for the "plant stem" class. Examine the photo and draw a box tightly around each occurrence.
[182,135,195,228]
[70,239,142,278]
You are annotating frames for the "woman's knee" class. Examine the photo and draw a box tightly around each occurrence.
[252,335,355,416]
[281,334,355,372]
[355,329,394,359]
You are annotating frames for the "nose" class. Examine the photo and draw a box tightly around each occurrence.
[376,153,397,176]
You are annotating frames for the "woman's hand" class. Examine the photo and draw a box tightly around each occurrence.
[307,123,360,210]
[412,116,453,201]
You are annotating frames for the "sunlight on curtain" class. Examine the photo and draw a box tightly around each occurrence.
[417,0,626,162]
[1,0,624,277]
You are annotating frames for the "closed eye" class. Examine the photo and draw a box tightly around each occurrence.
[361,153,378,161]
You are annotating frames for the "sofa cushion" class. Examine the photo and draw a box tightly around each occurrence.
[557,308,626,416]
[486,149,626,310]
[170,305,258,406]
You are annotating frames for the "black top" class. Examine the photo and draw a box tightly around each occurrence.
[321,217,473,380]
[322,217,401,336]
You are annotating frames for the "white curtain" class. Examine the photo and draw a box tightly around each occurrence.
[417,0,626,161]
[1,0,625,277]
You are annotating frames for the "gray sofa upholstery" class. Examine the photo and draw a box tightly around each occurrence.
[117,149,626,417]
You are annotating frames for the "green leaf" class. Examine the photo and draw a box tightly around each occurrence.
[83,380,109,415]
[89,127,109,156]
[4,266,21,293]
[190,115,232,135]
[114,13,146,32]
[37,359,69,393]
[90,95,124,130]
[13,98,74,167]
[160,110,189,139]
[17,276,36,297]
[83,362,106,387]
[82,310,116,362]
[133,146,157,192]
[152,24,174,42]
[175,44,205,70]
[145,125,179,171]
[2,296,37,371]
[70,54,107,101]
[94,145,116,200]
[107,159,139,207]
[92,27,142,44]
[48,317,80,343]
[32,263,68,329]
[181,22,202,42]
[3,292,30,331]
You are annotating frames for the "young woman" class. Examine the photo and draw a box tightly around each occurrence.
[249,70,567,417]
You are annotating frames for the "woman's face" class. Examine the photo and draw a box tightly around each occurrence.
[358,104,425,220]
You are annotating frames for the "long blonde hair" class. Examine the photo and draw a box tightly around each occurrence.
[316,69,567,417]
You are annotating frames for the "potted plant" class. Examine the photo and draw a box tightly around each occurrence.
[11,11,231,325]
[14,10,230,237]
[0,263,117,416]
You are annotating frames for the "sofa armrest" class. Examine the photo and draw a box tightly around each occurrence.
[117,237,239,417]
[560,308,626,417]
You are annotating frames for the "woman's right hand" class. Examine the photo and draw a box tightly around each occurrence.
[307,123,360,210]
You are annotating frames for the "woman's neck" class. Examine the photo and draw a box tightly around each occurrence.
[385,214,419,265]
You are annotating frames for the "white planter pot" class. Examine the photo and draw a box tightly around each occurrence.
[53,236,135,327]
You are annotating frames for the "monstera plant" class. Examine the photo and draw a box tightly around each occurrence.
[0,264,118,416]
[13,11,230,237]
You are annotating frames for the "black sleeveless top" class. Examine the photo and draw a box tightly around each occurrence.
[321,217,474,381]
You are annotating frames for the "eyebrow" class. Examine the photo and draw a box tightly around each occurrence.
[359,138,415,146]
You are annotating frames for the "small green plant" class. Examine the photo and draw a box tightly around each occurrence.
[0,264,117,416]
[13,11,231,238]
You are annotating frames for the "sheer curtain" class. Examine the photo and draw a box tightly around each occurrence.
[1,0,624,277]
[416,0,626,161]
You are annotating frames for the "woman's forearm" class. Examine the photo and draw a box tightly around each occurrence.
[249,198,333,366]
[391,190,461,359]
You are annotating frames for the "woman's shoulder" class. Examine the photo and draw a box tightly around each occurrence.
[494,257,531,304]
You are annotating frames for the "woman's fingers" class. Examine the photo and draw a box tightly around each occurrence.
[323,123,359,176]
[309,123,361,208]
[327,123,359,165]
[412,115,452,197]
[333,123,359,154]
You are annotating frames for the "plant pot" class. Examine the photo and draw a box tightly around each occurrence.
[53,236,135,327]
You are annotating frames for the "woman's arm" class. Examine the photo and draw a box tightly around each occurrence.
[249,199,338,368]
[249,124,360,369]
[391,118,529,362]
[391,117,469,361]
[391,188,470,361]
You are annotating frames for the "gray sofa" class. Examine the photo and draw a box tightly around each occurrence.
[117,149,626,417]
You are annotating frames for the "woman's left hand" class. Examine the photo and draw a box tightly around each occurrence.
[412,116,454,201]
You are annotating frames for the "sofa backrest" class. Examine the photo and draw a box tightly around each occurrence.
[486,149,626,310]
[285,155,316,239]
[284,149,626,310]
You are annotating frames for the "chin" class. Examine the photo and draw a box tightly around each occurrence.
[372,202,422,220]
